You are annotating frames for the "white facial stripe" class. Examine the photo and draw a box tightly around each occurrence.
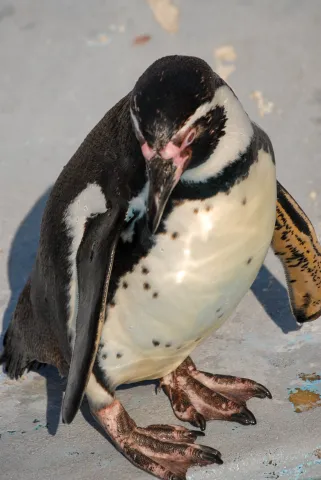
[179,96,220,134]
[64,183,107,336]
[181,85,253,183]
[130,108,143,139]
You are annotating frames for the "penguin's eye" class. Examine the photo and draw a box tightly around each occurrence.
[185,129,196,146]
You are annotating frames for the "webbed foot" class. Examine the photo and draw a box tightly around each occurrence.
[161,357,271,431]
[92,399,222,480]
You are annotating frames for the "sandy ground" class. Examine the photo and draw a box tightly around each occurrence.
[1,1,321,479]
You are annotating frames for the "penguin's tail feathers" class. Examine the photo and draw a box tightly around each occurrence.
[0,279,47,380]
[0,325,45,380]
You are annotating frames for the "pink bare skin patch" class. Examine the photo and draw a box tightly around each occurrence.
[141,128,197,183]
[160,141,190,184]
[141,142,156,161]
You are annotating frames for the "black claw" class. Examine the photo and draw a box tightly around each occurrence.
[201,445,222,458]
[190,429,205,438]
[231,408,257,426]
[254,383,272,399]
[191,413,206,431]
[199,446,223,465]
[170,475,185,480]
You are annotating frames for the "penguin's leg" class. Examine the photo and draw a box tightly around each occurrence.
[161,357,271,431]
[273,181,321,323]
[86,375,223,480]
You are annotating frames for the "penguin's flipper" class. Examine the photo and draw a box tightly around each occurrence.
[62,208,124,425]
[272,181,321,323]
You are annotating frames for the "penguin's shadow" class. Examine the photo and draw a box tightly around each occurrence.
[0,187,64,436]
[1,187,297,437]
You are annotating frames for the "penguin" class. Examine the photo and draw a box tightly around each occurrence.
[1,55,321,480]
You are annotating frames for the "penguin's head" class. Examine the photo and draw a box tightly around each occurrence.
[130,55,252,233]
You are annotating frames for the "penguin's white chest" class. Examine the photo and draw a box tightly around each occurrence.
[100,150,276,388]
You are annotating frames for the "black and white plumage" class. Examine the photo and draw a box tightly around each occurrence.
[1,55,279,479]
[89,56,277,397]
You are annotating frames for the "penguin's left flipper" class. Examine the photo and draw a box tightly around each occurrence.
[62,207,124,425]
[273,181,321,323]
[161,357,271,431]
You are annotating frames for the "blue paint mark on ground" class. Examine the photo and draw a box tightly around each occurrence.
[288,379,321,396]
[278,459,321,479]
[288,374,321,413]
[287,333,314,346]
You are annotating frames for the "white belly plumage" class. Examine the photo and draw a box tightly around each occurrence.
[99,150,276,388]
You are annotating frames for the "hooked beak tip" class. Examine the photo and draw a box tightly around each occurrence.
[147,195,161,234]
[145,155,183,235]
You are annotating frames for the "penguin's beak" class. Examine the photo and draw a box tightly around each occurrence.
[142,139,191,234]
[146,156,178,234]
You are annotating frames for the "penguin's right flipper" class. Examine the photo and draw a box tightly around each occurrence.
[62,207,124,425]
[272,181,321,323]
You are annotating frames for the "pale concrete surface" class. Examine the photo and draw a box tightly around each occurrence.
[1,1,321,479]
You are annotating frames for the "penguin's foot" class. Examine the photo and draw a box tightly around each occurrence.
[92,398,222,480]
[161,357,272,431]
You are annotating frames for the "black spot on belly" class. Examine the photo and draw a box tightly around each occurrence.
[116,353,123,359]
[144,282,151,290]
[165,342,172,348]
[142,266,149,275]
[216,307,221,313]
[193,208,199,214]
[205,205,211,212]
[102,353,107,360]
[110,299,116,307]
[153,292,159,298]
[247,257,253,265]
[242,197,247,205]
[152,339,160,347]
[123,281,128,289]
[171,232,179,240]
